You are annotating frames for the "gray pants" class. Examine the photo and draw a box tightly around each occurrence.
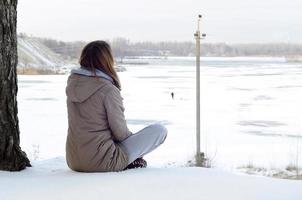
[120,124,168,164]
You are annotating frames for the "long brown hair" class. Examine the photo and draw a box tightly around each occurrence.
[79,40,121,90]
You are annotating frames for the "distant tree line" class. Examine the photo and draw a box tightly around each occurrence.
[18,34,302,59]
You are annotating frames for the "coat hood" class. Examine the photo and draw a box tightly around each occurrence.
[66,73,110,103]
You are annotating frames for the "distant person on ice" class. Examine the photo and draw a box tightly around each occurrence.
[65,41,167,172]
[171,92,174,99]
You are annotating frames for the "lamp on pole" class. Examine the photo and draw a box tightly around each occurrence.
[194,14,206,166]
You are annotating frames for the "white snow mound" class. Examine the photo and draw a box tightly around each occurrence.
[0,157,301,200]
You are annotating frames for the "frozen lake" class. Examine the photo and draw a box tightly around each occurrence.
[18,57,302,171]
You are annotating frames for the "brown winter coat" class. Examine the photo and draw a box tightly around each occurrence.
[65,74,131,172]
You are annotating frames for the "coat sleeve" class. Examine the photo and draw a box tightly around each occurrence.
[103,86,132,142]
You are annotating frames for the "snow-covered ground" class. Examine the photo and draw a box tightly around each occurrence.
[1,157,301,200]
[1,57,302,200]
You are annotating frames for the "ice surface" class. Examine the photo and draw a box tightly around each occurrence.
[17,57,302,170]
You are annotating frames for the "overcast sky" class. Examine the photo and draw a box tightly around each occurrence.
[17,0,302,43]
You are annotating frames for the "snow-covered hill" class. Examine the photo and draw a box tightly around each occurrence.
[17,36,124,74]
[17,36,66,71]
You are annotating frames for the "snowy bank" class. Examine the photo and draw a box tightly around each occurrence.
[0,157,301,200]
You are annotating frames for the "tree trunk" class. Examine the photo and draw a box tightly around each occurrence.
[0,0,31,171]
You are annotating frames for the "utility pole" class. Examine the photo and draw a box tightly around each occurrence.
[194,14,206,167]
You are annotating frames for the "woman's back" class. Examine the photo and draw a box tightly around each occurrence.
[66,73,130,172]
[65,40,167,172]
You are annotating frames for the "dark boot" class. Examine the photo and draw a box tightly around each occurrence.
[124,157,147,170]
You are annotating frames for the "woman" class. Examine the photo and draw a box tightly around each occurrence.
[65,40,167,172]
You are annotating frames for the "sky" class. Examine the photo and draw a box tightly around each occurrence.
[17,0,302,43]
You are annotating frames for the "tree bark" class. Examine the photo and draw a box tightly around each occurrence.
[0,0,31,171]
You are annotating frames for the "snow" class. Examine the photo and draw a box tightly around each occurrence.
[18,37,63,68]
[1,57,302,199]
[0,157,301,200]
[0,157,302,200]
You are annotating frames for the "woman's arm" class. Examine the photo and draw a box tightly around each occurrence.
[104,86,131,142]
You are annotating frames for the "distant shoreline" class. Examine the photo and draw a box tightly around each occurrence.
[17,67,65,75]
